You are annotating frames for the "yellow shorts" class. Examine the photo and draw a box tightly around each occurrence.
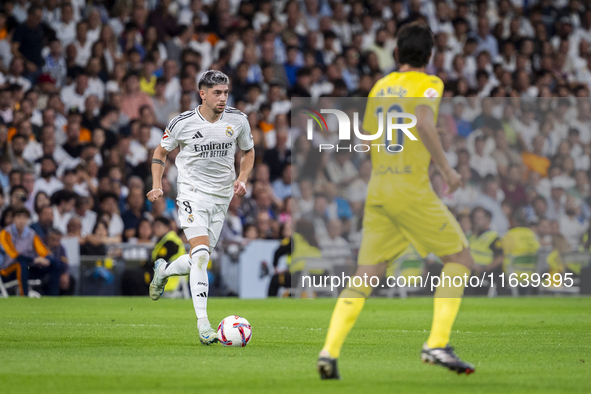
[358,191,468,266]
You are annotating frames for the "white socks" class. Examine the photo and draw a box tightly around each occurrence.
[189,245,211,329]
[161,254,191,278]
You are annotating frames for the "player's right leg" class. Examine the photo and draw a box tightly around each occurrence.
[318,205,408,380]
[392,193,475,374]
[421,247,475,374]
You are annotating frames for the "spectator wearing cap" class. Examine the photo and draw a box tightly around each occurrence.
[60,72,90,112]
[0,207,62,296]
[120,72,153,120]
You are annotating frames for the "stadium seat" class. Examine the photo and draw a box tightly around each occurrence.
[0,265,42,298]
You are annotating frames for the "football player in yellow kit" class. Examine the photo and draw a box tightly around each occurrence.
[317,22,476,379]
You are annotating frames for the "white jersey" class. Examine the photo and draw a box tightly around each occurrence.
[160,105,254,204]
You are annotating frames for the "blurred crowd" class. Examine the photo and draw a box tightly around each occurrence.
[2,0,591,294]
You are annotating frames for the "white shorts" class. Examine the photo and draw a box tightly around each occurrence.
[177,194,230,251]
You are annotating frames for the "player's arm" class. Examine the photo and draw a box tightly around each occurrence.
[234,148,254,197]
[234,118,256,197]
[415,105,462,193]
[147,144,169,202]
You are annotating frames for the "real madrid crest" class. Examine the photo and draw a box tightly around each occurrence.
[188,215,194,223]
[226,126,234,137]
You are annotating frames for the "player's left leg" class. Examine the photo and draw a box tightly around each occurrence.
[318,205,408,380]
[186,201,230,345]
[318,262,386,380]
[186,233,218,344]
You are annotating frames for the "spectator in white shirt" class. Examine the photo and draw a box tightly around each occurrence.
[559,196,589,251]
[470,135,498,178]
[162,59,181,104]
[51,3,76,47]
[319,218,352,263]
[86,58,106,101]
[5,56,32,92]
[51,190,76,234]
[74,195,97,237]
[441,131,458,168]
[189,26,213,71]
[99,192,124,237]
[61,72,90,112]
[325,149,358,188]
[86,8,102,46]
[34,156,63,196]
[74,20,93,68]
[18,120,43,164]
[127,124,151,166]
[473,177,510,236]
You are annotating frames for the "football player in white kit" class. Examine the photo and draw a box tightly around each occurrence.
[146,70,255,344]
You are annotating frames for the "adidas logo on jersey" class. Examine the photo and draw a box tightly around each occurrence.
[192,131,204,139]
[196,292,207,297]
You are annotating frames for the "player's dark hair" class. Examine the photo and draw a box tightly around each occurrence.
[396,21,434,68]
[198,70,230,90]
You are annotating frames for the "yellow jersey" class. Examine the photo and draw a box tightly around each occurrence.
[362,71,444,204]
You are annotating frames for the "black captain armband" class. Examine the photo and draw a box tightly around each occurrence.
[152,158,165,167]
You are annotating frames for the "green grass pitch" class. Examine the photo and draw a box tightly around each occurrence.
[1,297,589,394]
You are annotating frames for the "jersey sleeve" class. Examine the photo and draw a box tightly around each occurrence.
[237,116,254,151]
[160,115,184,151]
[418,76,444,115]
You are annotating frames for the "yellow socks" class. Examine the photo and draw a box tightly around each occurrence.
[322,287,369,358]
[427,263,470,349]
